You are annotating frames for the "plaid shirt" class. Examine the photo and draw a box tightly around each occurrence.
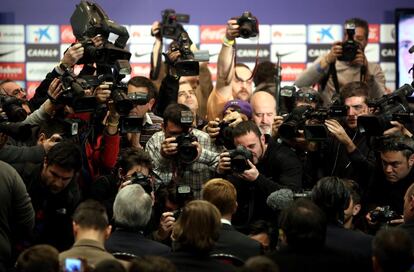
[145,129,219,199]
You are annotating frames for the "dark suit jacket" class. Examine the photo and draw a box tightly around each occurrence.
[268,246,363,272]
[212,223,261,261]
[105,229,170,257]
[59,239,115,267]
[325,224,373,270]
[167,250,236,272]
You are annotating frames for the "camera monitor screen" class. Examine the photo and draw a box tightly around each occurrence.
[396,9,414,88]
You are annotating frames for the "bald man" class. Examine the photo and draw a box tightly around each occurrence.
[250,91,283,136]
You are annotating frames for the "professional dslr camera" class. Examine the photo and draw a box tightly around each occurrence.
[130,172,153,194]
[369,206,401,224]
[337,22,360,62]
[175,132,198,164]
[0,95,27,122]
[279,104,348,141]
[160,9,189,40]
[215,120,235,149]
[357,84,414,136]
[235,11,259,39]
[228,145,253,173]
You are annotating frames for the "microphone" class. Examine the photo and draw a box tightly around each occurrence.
[266,188,294,211]
[409,45,414,54]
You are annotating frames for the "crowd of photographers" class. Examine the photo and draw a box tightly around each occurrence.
[2,2,414,272]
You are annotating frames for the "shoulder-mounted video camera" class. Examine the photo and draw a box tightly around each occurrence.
[160,9,189,40]
[70,1,131,66]
[337,22,360,62]
[0,95,27,122]
[357,84,414,136]
[279,104,348,141]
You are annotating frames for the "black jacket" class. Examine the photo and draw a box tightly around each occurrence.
[211,223,261,261]
[0,161,34,271]
[230,135,303,228]
[105,228,171,257]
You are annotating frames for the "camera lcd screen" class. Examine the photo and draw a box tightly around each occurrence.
[65,258,82,272]
[396,9,414,89]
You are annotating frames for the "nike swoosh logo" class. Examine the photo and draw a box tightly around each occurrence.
[0,49,19,58]
[135,52,151,58]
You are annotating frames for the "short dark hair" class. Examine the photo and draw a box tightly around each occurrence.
[279,198,327,250]
[253,61,277,86]
[232,120,262,139]
[312,176,350,225]
[379,133,414,159]
[118,147,153,173]
[45,142,82,171]
[372,228,414,272]
[343,179,361,205]
[72,200,109,231]
[340,81,369,103]
[37,119,67,139]
[128,76,158,101]
[345,18,369,39]
[129,256,177,272]
[15,244,60,272]
[162,103,193,132]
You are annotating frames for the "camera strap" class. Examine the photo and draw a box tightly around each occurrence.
[233,40,259,82]
[324,62,367,95]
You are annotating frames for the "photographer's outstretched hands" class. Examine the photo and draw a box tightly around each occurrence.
[217,152,231,174]
[161,137,178,157]
[225,19,239,41]
[61,43,84,68]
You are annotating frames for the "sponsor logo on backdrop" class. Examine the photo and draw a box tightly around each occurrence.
[235,44,270,63]
[380,62,395,82]
[26,62,56,81]
[0,63,25,80]
[0,25,25,43]
[307,44,331,62]
[271,44,307,63]
[130,63,151,77]
[380,24,395,43]
[365,43,380,63]
[26,25,59,44]
[368,24,380,43]
[207,63,217,81]
[60,25,76,43]
[236,25,271,44]
[0,44,25,62]
[129,44,153,63]
[26,44,60,62]
[26,81,41,100]
[199,44,221,63]
[129,25,153,44]
[380,44,395,62]
[200,25,226,44]
[308,25,342,44]
[184,25,200,44]
[271,25,306,44]
[281,63,306,82]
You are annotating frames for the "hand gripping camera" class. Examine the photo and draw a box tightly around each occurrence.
[337,22,360,62]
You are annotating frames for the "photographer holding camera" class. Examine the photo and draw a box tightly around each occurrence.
[207,14,257,121]
[217,120,302,228]
[365,133,414,226]
[295,18,385,107]
[321,81,376,190]
[146,103,219,199]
